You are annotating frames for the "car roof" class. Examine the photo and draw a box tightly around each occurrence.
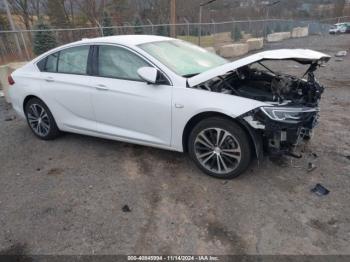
[79,35,174,46]
[31,35,175,64]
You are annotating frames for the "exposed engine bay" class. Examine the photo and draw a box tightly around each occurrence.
[193,62,323,107]
[191,61,327,158]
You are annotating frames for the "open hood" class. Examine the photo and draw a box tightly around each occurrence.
[188,49,331,87]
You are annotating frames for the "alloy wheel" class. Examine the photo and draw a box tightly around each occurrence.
[27,104,51,137]
[194,128,242,174]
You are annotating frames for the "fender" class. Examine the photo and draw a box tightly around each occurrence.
[237,116,264,162]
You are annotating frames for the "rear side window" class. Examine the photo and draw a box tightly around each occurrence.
[58,46,89,75]
[37,52,58,72]
[37,58,46,71]
[46,53,58,72]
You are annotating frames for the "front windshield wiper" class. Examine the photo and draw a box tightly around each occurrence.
[183,73,199,78]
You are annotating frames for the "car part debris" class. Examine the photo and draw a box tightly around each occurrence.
[335,50,347,57]
[122,205,131,212]
[4,116,16,121]
[269,155,289,167]
[0,91,4,97]
[307,162,317,172]
[287,151,302,158]
[311,184,330,196]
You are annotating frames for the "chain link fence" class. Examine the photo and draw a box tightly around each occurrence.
[0,16,349,64]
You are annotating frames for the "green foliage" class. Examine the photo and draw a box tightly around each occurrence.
[283,23,291,32]
[0,15,9,30]
[33,19,57,56]
[133,17,144,34]
[275,23,282,33]
[265,26,272,36]
[156,25,168,36]
[231,25,242,42]
[190,27,198,36]
[102,12,114,36]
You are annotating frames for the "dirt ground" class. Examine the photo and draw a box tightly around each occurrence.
[0,34,349,255]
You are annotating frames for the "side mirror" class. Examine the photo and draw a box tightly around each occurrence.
[137,67,159,84]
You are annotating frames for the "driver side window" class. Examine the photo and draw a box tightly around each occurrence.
[97,45,150,81]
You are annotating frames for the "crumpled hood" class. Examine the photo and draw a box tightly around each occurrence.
[188,49,331,87]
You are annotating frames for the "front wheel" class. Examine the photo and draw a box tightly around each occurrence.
[188,117,252,179]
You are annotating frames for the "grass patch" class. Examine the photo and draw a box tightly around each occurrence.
[177,35,214,47]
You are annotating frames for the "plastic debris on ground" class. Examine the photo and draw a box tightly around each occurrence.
[122,205,131,212]
[4,116,16,122]
[335,50,347,57]
[311,184,330,196]
[307,162,317,172]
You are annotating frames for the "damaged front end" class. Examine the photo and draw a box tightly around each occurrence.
[241,105,319,157]
[188,49,330,158]
[239,63,324,157]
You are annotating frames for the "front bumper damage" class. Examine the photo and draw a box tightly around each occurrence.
[239,106,319,158]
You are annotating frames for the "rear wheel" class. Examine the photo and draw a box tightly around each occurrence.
[24,98,60,140]
[188,117,251,179]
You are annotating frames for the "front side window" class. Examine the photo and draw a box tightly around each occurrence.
[98,45,149,81]
[57,46,90,75]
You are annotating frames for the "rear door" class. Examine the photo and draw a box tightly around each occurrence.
[39,45,97,132]
[89,44,172,146]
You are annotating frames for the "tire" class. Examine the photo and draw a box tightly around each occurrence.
[24,97,60,140]
[188,117,252,179]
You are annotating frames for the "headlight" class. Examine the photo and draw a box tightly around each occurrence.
[260,107,317,122]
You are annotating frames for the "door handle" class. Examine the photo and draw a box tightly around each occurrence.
[95,84,109,91]
[175,103,184,108]
[45,77,55,82]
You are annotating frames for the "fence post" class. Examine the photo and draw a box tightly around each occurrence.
[4,0,24,60]
[147,19,154,34]
[19,31,30,61]
[198,5,203,46]
[94,19,103,36]
[248,17,251,35]
[184,18,190,39]
[211,19,216,35]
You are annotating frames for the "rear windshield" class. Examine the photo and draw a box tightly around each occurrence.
[138,40,227,77]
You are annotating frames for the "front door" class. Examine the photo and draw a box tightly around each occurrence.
[90,45,172,146]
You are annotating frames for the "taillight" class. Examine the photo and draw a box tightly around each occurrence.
[8,75,15,86]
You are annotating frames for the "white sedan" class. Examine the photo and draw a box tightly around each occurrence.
[8,35,330,179]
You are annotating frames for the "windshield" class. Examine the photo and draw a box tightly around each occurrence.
[138,40,227,77]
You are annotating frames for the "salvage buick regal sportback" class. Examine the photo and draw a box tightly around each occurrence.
[8,35,330,179]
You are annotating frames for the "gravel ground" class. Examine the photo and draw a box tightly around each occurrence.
[0,34,349,255]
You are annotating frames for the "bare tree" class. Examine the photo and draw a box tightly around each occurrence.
[9,0,33,30]
[334,0,345,17]
[73,0,107,27]
[46,0,72,28]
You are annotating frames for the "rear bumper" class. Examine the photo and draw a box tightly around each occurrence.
[8,88,25,119]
